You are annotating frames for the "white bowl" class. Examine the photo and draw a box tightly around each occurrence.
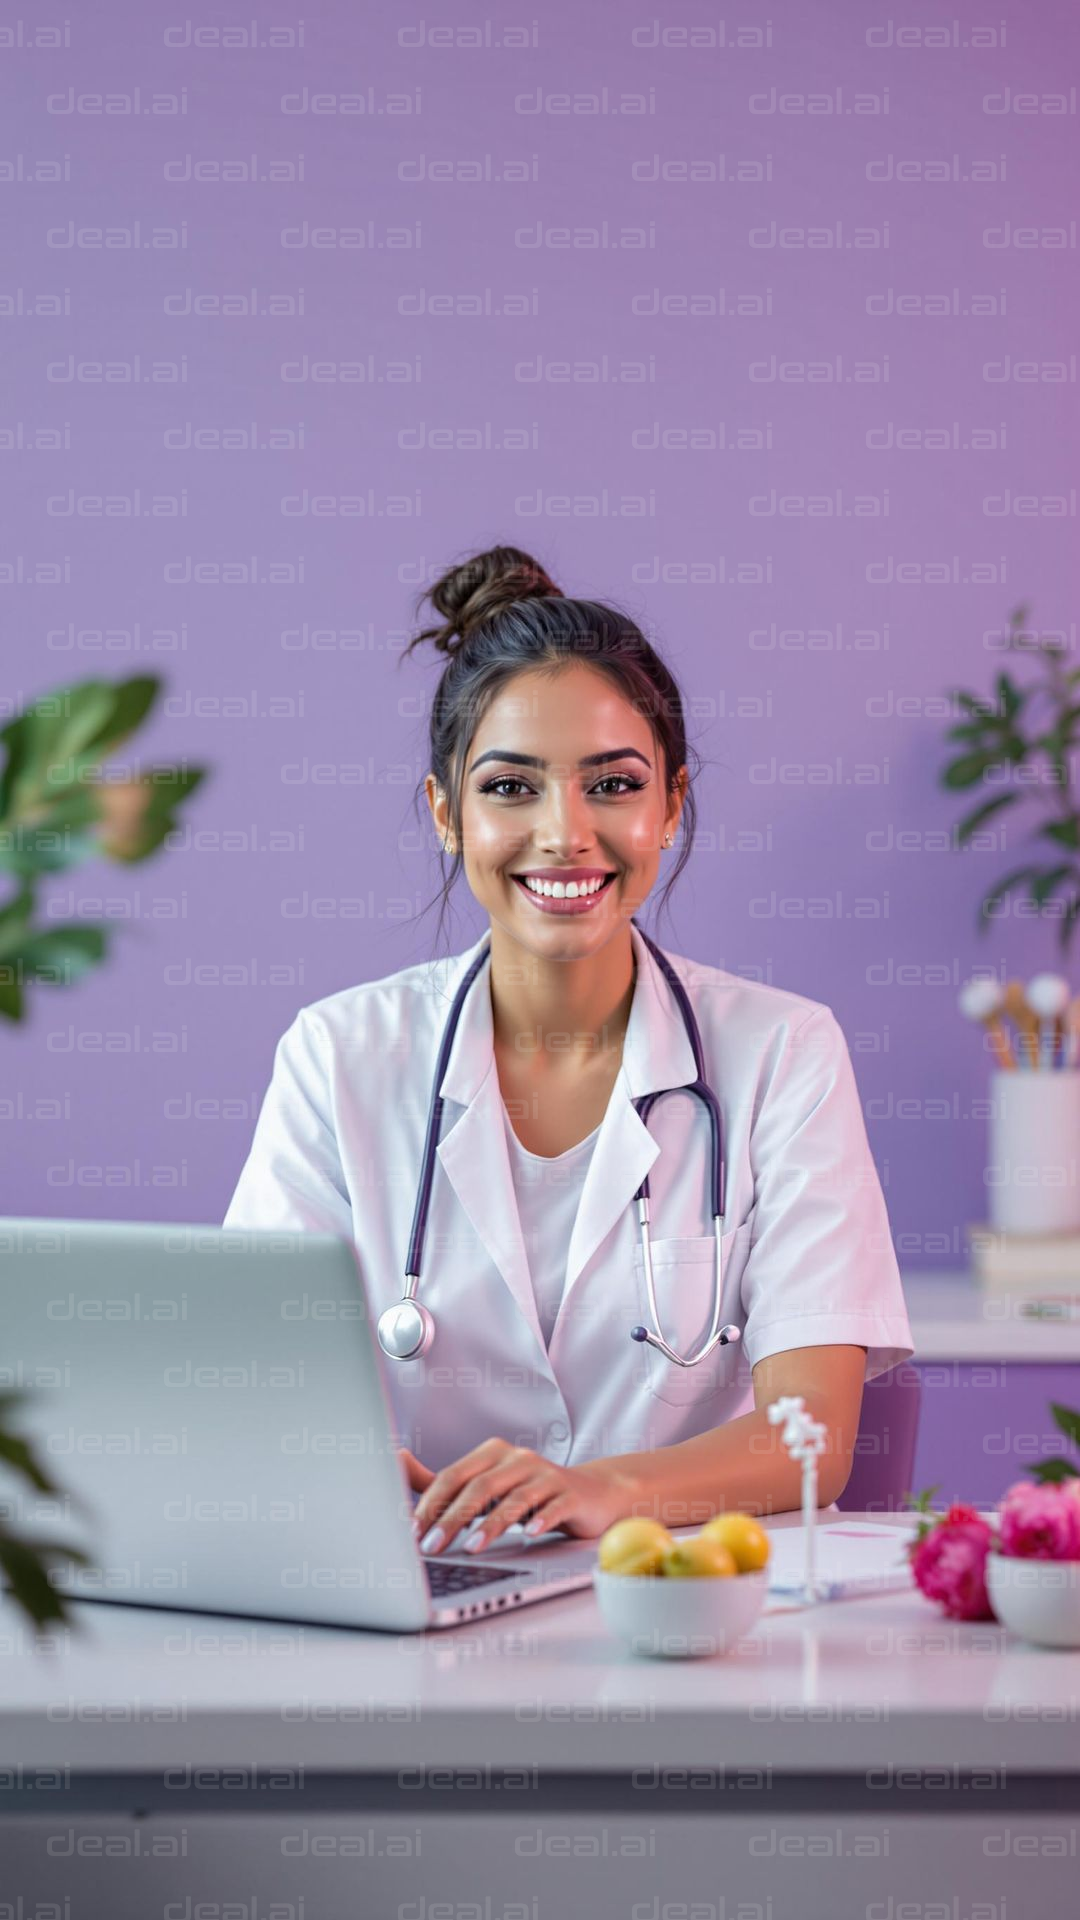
[986,1550,1080,1647]
[593,1565,768,1659]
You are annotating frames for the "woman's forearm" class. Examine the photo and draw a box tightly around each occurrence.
[585,1395,845,1526]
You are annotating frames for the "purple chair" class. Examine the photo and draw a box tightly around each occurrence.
[834,1362,923,1513]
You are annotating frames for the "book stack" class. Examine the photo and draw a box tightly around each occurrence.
[967,1222,1080,1297]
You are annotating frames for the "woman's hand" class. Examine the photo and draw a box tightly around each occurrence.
[410,1436,640,1555]
[399,1445,436,1495]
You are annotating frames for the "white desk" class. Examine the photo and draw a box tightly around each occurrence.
[3,1511,1079,1919]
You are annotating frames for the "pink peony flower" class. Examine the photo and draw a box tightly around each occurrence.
[997,1480,1080,1562]
[909,1506,995,1621]
[941,1502,985,1529]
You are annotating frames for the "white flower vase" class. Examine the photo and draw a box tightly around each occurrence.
[986,1067,1080,1236]
[986,1552,1080,1648]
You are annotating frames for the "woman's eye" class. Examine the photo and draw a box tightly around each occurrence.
[594,775,645,797]
[478,775,645,800]
[478,776,531,799]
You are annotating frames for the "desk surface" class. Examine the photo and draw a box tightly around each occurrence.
[3,1512,1078,1778]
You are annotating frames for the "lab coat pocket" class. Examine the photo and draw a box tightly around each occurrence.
[631,1224,752,1407]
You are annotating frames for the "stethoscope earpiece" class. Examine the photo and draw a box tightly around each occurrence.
[631,1319,742,1364]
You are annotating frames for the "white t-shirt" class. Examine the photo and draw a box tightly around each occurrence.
[501,1105,601,1351]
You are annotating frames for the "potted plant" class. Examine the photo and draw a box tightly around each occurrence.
[941,601,1080,953]
[0,675,207,1636]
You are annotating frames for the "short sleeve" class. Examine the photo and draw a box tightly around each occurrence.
[223,1011,354,1240]
[739,1006,914,1383]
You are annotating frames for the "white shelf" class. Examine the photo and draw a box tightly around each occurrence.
[903,1269,1080,1362]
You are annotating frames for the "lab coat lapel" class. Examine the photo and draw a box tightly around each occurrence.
[432,935,547,1353]
[563,921,698,1297]
[429,923,698,1354]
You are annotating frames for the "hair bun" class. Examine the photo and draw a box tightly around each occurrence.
[411,545,563,656]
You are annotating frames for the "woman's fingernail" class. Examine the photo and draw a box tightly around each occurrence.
[411,1515,422,1538]
[420,1525,445,1555]
[463,1530,486,1553]
[523,1516,545,1535]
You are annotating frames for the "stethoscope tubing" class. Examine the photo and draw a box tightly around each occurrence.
[379,922,740,1367]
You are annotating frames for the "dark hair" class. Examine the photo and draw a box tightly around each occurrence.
[399,544,700,952]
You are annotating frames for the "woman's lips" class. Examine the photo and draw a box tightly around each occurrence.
[511,872,616,916]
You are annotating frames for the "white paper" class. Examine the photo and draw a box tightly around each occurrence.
[764,1520,918,1601]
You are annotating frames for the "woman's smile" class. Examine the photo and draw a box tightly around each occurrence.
[510,869,618,916]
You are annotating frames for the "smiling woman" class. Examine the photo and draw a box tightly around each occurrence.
[406,548,694,1160]
[223,543,914,1560]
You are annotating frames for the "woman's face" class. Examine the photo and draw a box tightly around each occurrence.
[426,662,687,959]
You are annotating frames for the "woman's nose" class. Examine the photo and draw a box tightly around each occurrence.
[535,788,593,853]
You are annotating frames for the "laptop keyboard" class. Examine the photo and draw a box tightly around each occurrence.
[425,1559,519,1596]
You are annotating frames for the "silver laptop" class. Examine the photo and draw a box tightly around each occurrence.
[0,1218,598,1631]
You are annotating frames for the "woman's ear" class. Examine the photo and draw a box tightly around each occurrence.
[423,772,437,817]
[425,774,455,853]
[665,764,689,844]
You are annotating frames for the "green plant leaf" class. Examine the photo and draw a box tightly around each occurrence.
[0,1389,34,1419]
[1030,730,1073,793]
[77,674,159,762]
[0,824,101,878]
[1049,1401,1080,1449]
[101,764,208,865]
[1028,1459,1080,1485]
[903,1484,943,1515]
[1036,819,1080,853]
[900,1485,943,1553]
[1029,865,1076,908]
[0,1398,97,1632]
[27,786,105,833]
[0,1530,93,1631]
[0,1394,99,1519]
[0,1426,65,1495]
[0,786,108,870]
[945,722,996,744]
[0,676,162,827]
[0,893,33,958]
[978,867,1043,926]
[0,976,22,1022]
[954,793,1018,843]
[0,681,116,819]
[942,752,1000,791]
[995,671,1025,721]
[10,924,109,988]
[952,691,999,720]
[1058,894,1080,956]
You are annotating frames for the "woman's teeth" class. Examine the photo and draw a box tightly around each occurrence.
[521,875,610,899]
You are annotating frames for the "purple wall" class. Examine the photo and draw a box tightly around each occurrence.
[912,1361,1080,1507]
[4,0,1078,1253]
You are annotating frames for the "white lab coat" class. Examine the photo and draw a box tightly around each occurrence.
[223,922,914,1473]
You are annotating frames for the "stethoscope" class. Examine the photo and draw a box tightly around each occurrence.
[376,922,742,1371]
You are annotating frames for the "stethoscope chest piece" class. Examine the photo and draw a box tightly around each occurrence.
[377,1296,435,1362]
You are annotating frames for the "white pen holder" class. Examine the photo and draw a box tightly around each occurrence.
[986,1067,1080,1235]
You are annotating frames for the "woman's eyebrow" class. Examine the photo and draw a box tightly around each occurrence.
[468,747,651,774]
